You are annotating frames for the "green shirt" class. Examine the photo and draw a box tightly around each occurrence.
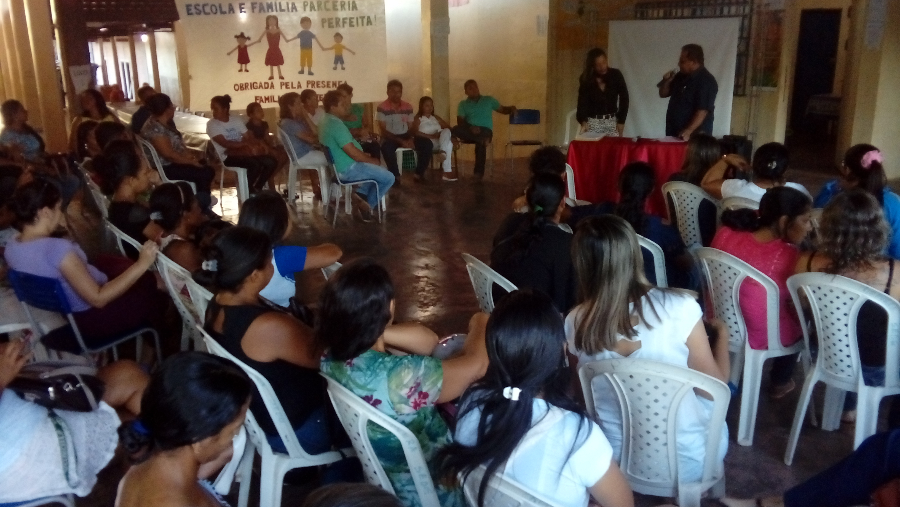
[456,95,500,130]
[318,113,361,173]
[342,103,365,130]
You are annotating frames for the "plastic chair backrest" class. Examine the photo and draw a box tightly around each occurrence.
[564,164,577,201]
[510,109,540,125]
[787,272,900,389]
[201,326,320,459]
[7,270,73,315]
[105,220,141,258]
[461,253,518,314]
[563,109,577,147]
[695,247,782,354]
[459,465,563,507]
[579,358,728,496]
[720,196,759,211]
[277,126,302,164]
[321,261,342,280]
[660,181,720,249]
[156,252,208,328]
[139,137,172,183]
[637,234,668,288]
[322,374,442,507]
[76,160,110,218]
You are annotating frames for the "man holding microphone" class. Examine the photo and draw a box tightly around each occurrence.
[658,44,718,140]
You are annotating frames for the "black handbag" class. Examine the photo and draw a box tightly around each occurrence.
[7,362,105,412]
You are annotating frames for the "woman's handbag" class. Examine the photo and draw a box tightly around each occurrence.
[7,362,105,412]
[586,114,618,136]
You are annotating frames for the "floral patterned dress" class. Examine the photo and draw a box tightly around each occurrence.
[320,350,464,507]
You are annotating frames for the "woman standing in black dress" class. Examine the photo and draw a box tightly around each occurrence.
[576,48,630,137]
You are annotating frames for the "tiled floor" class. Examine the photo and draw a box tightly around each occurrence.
[74,151,880,507]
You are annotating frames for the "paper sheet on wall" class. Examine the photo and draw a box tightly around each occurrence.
[69,64,96,95]
[174,0,388,108]
[866,0,887,49]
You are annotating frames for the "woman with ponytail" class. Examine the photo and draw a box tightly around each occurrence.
[148,181,206,272]
[116,352,250,507]
[814,144,900,259]
[195,226,357,480]
[318,258,489,507]
[712,186,812,397]
[491,173,577,312]
[443,290,633,507]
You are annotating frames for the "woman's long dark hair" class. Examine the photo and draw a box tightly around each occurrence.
[844,143,887,206]
[439,290,590,507]
[491,173,565,266]
[679,133,720,184]
[720,186,810,234]
[194,225,272,293]
[94,139,141,194]
[12,178,61,230]
[81,89,113,119]
[149,181,197,232]
[237,191,289,245]
[578,48,606,86]
[615,162,655,236]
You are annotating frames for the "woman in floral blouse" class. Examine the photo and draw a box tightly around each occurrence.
[317,258,489,507]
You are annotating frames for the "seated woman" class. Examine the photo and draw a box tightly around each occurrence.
[712,187,812,397]
[702,142,811,202]
[141,93,215,210]
[94,121,132,152]
[196,226,356,480]
[97,140,162,259]
[669,133,722,185]
[68,89,120,154]
[566,215,730,482]
[318,258,489,507]
[149,181,207,272]
[444,290,634,507]
[277,91,326,199]
[74,119,101,162]
[245,101,289,179]
[412,96,456,181]
[116,352,250,507]
[492,173,577,313]
[814,144,900,259]
[0,339,149,502]
[597,161,692,289]
[206,95,278,195]
[4,179,162,353]
[796,188,900,425]
[237,191,341,308]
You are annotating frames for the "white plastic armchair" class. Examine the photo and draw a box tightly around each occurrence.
[202,328,351,507]
[564,163,577,201]
[461,253,518,314]
[563,109,578,148]
[137,137,197,193]
[459,465,563,507]
[104,219,141,259]
[783,273,900,464]
[661,181,720,250]
[207,143,249,207]
[277,126,329,205]
[321,261,342,280]
[695,247,808,447]
[156,252,212,350]
[636,234,668,288]
[578,358,728,507]
[322,374,441,507]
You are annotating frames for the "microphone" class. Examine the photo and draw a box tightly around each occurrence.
[657,67,679,88]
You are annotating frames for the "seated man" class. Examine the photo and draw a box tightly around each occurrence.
[318,90,394,222]
[451,79,516,180]
[337,83,380,160]
[377,80,433,183]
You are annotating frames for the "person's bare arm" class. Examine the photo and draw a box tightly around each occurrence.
[0,340,29,392]
[211,134,249,151]
[291,127,319,146]
[163,240,203,273]
[700,158,730,199]
[377,120,406,145]
[589,461,635,507]
[678,110,709,140]
[658,71,675,98]
[437,312,489,403]
[303,243,342,270]
[141,221,164,243]
[59,242,158,309]
[241,312,321,369]
[434,114,451,130]
[342,141,381,165]
[150,136,200,166]
[496,104,517,116]
[685,318,728,383]
[383,322,439,356]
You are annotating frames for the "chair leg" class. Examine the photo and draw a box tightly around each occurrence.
[180,322,191,351]
[287,164,298,203]
[676,482,703,507]
[855,388,882,449]
[821,385,846,431]
[317,167,329,209]
[729,348,745,388]
[783,372,818,465]
[258,456,286,507]
[238,171,250,203]
[236,438,255,507]
[220,168,226,214]
[736,352,766,446]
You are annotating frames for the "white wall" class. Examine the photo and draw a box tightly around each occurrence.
[384,0,424,102]
[155,32,183,106]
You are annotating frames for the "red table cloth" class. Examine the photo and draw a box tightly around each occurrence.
[567,138,688,217]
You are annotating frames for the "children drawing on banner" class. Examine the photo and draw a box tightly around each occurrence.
[288,17,325,76]
[322,33,355,70]
[256,15,288,80]
[227,32,258,73]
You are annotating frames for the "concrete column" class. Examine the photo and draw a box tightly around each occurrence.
[427,0,450,120]
[128,34,140,99]
[148,31,161,91]
[0,2,23,101]
[8,0,41,130]
[53,0,91,123]
[97,38,109,86]
[109,37,122,88]
[173,21,191,109]
[24,0,67,151]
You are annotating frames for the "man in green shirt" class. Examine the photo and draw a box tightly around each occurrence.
[451,79,516,179]
[319,90,394,222]
[336,83,381,159]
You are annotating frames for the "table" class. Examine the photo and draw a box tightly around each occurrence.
[110,102,244,150]
[566,137,688,217]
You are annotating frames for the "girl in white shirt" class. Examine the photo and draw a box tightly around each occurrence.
[444,289,633,507]
[566,215,731,483]
[412,96,456,181]
[701,142,811,203]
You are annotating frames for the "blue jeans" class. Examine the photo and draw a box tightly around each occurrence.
[339,162,394,209]
[265,407,361,483]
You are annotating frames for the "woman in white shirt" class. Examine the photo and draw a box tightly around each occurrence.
[412,96,456,181]
[206,95,278,195]
[702,142,811,203]
[566,215,731,483]
[444,289,633,507]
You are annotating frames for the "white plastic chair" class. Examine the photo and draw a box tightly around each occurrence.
[7,496,75,507]
[395,147,417,175]
[459,465,563,507]
[156,252,212,351]
[564,163,577,201]
[720,196,759,211]
[137,137,197,193]
[277,126,329,205]
[201,328,351,507]
[637,234,668,288]
[322,373,441,507]
[207,143,250,207]
[75,160,109,219]
[661,181,720,250]
[579,359,728,507]
[783,273,900,464]
[695,247,808,447]
[327,160,386,227]
[104,219,141,259]
[321,261,342,280]
[563,108,578,148]
[461,253,518,314]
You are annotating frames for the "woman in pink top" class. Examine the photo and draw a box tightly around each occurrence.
[711,186,812,398]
